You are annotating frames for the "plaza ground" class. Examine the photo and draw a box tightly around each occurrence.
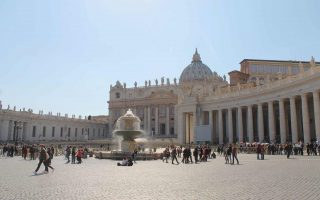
[0,153,320,200]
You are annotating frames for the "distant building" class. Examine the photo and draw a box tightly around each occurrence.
[0,107,108,143]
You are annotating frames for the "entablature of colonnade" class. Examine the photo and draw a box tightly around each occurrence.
[198,67,320,110]
[0,110,106,125]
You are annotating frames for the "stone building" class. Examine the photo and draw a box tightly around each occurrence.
[109,49,320,145]
[0,106,108,143]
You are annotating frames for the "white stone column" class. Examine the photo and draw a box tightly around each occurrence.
[258,103,264,142]
[237,107,243,143]
[147,106,151,135]
[193,110,197,143]
[218,109,223,144]
[313,91,320,142]
[289,97,298,143]
[268,101,275,143]
[247,105,254,143]
[155,106,159,135]
[209,110,213,142]
[166,106,170,135]
[301,93,311,143]
[144,107,148,132]
[279,99,287,143]
[228,108,233,143]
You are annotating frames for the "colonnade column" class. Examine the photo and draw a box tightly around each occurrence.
[218,109,223,144]
[247,105,253,142]
[144,107,148,132]
[279,99,287,143]
[258,103,264,142]
[155,106,159,135]
[166,106,170,135]
[237,107,243,143]
[289,97,298,143]
[313,91,320,141]
[227,108,233,143]
[268,101,275,143]
[147,106,151,135]
[301,93,310,143]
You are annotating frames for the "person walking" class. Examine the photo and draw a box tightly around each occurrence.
[171,146,179,164]
[44,147,54,172]
[34,145,48,175]
[65,146,71,163]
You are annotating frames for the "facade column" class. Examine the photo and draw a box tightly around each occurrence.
[247,105,254,142]
[289,97,298,143]
[279,99,287,143]
[268,101,275,143]
[237,107,243,143]
[166,106,170,135]
[155,106,159,135]
[218,109,223,144]
[144,107,148,132]
[301,93,311,143]
[313,91,320,141]
[147,106,151,135]
[227,108,233,143]
[258,103,264,142]
[209,110,213,142]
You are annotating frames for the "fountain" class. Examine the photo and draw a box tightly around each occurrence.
[94,109,161,160]
[113,109,143,152]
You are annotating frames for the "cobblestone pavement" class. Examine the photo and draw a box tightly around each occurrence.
[0,153,320,200]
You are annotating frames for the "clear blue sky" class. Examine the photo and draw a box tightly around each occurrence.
[0,0,320,116]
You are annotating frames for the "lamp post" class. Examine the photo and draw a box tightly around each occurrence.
[13,121,23,144]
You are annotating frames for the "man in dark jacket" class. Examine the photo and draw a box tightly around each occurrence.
[34,145,48,175]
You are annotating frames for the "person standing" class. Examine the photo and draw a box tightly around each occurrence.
[193,146,199,164]
[65,146,71,163]
[71,146,76,164]
[231,144,239,165]
[285,143,292,159]
[34,145,48,175]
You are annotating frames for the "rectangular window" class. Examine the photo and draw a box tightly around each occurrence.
[103,129,105,137]
[75,128,78,137]
[60,127,63,137]
[43,126,46,137]
[52,127,55,137]
[82,128,84,135]
[68,128,71,137]
[98,129,100,137]
[93,128,95,137]
[32,126,36,137]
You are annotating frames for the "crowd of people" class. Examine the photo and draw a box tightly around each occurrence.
[1,141,320,175]
[161,145,217,165]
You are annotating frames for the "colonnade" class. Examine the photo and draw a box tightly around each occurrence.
[209,90,320,144]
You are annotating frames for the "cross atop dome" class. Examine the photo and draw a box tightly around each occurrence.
[192,48,202,62]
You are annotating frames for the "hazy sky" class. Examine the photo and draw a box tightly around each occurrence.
[0,0,320,116]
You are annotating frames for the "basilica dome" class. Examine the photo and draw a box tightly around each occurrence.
[179,49,213,83]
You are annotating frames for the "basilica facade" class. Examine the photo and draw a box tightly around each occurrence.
[109,49,320,145]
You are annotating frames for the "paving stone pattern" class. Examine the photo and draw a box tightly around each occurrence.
[0,154,320,200]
